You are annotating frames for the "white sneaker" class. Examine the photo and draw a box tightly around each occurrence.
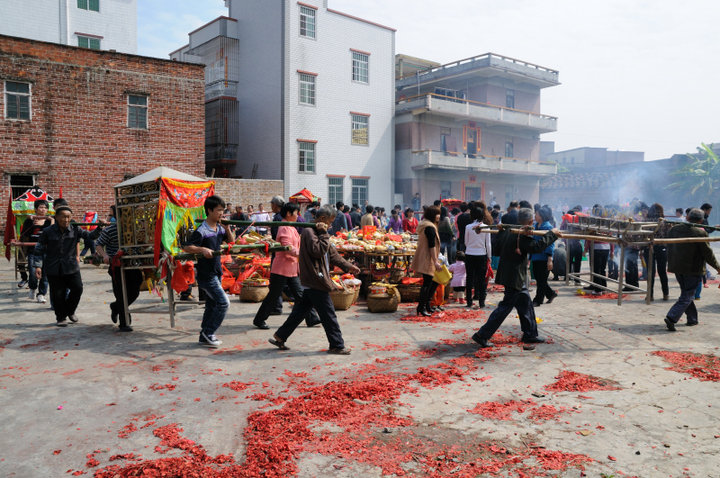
[28,289,36,300]
[36,294,46,303]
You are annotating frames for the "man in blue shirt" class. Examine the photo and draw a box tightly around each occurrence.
[183,195,235,348]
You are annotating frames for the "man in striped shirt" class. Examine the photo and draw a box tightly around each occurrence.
[96,223,143,332]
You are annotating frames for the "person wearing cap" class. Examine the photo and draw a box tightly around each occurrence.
[663,208,720,330]
[33,205,106,326]
[269,195,285,240]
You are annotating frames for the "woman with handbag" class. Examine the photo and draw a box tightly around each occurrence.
[411,205,443,316]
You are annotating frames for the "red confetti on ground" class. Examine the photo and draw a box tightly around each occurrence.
[222,381,255,392]
[212,344,245,355]
[362,341,408,351]
[149,383,177,392]
[468,399,535,420]
[117,423,138,439]
[528,404,572,422]
[544,370,621,392]
[53,449,62,455]
[61,369,84,376]
[577,292,628,300]
[652,350,720,382]
[19,339,51,349]
[400,308,485,323]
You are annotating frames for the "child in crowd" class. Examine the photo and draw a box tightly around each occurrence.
[448,251,467,303]
[183,195,235,348]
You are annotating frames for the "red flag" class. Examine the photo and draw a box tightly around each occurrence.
[4,192,15,261]
[58,187,63,198]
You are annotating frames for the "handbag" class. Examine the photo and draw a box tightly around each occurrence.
[432,264,451,284]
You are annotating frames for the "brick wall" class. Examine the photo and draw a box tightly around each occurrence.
[0,34,205,221]
[211,178,284,211]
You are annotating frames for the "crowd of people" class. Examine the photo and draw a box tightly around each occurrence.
[15,190,720,352]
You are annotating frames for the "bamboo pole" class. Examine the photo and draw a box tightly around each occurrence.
[654,236,720,244]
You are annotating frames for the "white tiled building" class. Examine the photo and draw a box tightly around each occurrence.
[0,0,137,54]
[171,0,395,208]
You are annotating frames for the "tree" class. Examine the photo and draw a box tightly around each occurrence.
[667,143,720,200]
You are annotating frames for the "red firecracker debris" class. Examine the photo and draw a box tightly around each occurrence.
[544,370,621,392]
[652,351,720,382]
[400,308,486,323]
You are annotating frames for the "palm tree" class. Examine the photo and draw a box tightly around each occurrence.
[667,143,720,200]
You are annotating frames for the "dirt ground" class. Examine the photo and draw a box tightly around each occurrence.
[1,257,719,477]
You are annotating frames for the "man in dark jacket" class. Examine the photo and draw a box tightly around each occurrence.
[471,208,560,347]
[270,206,360,354]
[33,205,105,326]
[663,208,720,330]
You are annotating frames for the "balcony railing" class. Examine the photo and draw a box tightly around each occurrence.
[396,93,557,133]
[410,149,557,175]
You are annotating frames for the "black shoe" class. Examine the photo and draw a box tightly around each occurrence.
[686,321,698,326]
[119,325,133,332]
[522,335,546,344]
[327,347,351,355]
[305,320,321,327]
[56,318,68,327]
[111,310,118,324]
[179,294,193,301]
[269,337,289,350]
[435,305,445,311]
[664,317,676,332]
[416,307,432,317]
[532,300,542,307]
[253,321,270,330]
[68,315,78,323]
[662,295,670,301]
[546,291,558,304]
[471,333,493,348]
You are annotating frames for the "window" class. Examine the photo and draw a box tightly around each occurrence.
[10,174,35,199]
[328,177,343,204]
[298,73,316,105]
[506,89,515,109]
[299,5,316,38]
[4,81,31,120]
[352,51,369,83]
[298,141,316,173]
[505,141,514,158]
[78,35,101,49]
[127,95,148,129]
[351,178,368,206]
[351,113,369,145]
[77,0,99,11]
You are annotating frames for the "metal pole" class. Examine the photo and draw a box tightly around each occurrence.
[646,244,654,304]
[617,245,625,306]
[119,264,130,327]
[564,238,570,286]
[166,266,176,328]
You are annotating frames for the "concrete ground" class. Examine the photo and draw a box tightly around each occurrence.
[1,257,719,477]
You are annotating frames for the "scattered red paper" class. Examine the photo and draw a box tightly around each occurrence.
[544,370,621,392]
[652,350,720,382]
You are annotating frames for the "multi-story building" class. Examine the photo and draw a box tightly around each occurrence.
[0,0,137,54]
[0,34,204,215]
[170,0,395,208]
[395,53,559,207]
[541,145,644,170]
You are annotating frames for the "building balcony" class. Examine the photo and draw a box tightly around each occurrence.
[396,52,559,88]
[396,94,557,133]
[410,149,557,176]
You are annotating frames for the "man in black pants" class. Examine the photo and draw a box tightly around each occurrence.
[472,208,561,348]
[33,206,105,326]
[96,222,142,332]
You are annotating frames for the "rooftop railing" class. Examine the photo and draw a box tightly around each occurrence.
[396,92,558,121]
[398,52,559,80]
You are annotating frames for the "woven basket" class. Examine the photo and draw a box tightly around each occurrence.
[367,293,399,313]
[240,285,269,302]
[389,269,406,283]
[397,283,422,303]
[330,288,356,311]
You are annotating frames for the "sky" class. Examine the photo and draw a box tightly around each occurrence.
[138,0,720,162]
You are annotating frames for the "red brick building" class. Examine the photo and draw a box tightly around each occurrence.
[0,34,205,218]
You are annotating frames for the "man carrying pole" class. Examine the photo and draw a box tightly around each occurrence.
[663,208,720,331]
[471,208,562,348]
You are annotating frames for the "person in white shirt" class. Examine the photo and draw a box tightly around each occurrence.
[464,205,493,309]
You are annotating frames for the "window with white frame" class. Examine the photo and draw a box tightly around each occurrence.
[351,178,368,206]
[78,0,99,11]
[298,141,316,173]
[328,177,343,205]
[299,73,316,105]
[352,51,369,83]
[4,81,31,120]
[127,94,148,129]
[351,113,369,145]
[78,35,101,49]
[299,5,316,38]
